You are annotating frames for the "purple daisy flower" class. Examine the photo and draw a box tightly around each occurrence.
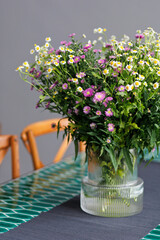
[135,34,144,39]
[55,49,61,55]
[83,106,91,114]
[29,67,35,73]
[93,91,106,102]
[118,85,125,92]
[34,71,42,78]
[60,41,67,45]
[96,110,101,116]
[106,97,113,102]
[68,33,76,37]
[80,55,85,59]
[46,101,50,108]
[109,55,116,59]
[108,123,115,132]
[105,108,113,117]
[83,43,92,49]
[48,48,54,54]
[62,83,68,90]
[83,88,94,97]
[74,56,80,63]
[98,59,106,64]
[81,79,85,83]
[65,41,72,46]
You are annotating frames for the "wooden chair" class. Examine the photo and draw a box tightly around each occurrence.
[0,135,20,179]
[21,118,85,170]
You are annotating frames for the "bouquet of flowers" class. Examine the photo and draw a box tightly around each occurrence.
[17,27,160,176]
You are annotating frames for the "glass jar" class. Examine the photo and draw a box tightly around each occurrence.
[81,146,144,217]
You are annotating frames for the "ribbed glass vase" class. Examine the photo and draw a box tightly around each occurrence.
[80,147,144,217]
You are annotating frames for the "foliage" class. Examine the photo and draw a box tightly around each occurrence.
[17,27,160,173]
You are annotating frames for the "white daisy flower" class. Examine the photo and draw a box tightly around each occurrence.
[37,60,42,65]
[153,82,159,89]
[138,60,145,66]
[61,61,66,65]
[103,69,109,75]
[69,55,75,59]
[59,46,65,52]
[131,50,137,54]
[30,49,35,54]
[132,71,138,76]
[47,67,53,73]
[127,56,133,62]
[144,82,148,86]
[77,86,83,92]
[56,55,62,59]
[134,81,141,87]
[15,66,24,71]
[139,75,145,80]
[156,71,160,76]
[126,84,131,91]
[97,28,103,33]
[35,45,40,52]
[68,59,74,64]
[23,61,29,67]
[126,65,133,71]
[72,78,78,83]
[45,37,51,42]
[118,45,124,51]
[45,42,49,48]
[128,42,133,46]
[153,59,159,65]
[67,48,74,53]
[54,61,59,66]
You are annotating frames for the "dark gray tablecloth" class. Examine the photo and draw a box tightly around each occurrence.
[1,162,160,240]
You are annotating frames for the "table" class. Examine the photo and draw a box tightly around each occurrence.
[0,154,160,240]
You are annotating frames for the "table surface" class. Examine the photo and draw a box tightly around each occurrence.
[0,154,160,240]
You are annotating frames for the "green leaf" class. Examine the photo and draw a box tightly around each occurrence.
[151,130,156,146]
[118,79,125,85]
[105,147,118,171]
[104,88,111,94]
[91,72,102,79]
[39,95,45,103]
[74,139,78,160]
[123,148,133,173]
[116,92,127,97]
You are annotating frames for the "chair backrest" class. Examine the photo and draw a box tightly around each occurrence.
[21,118,85,170]
[0,135,20,179]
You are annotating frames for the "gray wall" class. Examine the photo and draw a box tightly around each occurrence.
[0,0,160,183]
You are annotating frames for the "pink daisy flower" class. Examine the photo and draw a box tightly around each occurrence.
[108,123,115,132]
[96,110,101,116]
[62,83,68,90]
[83,88,94,97]
[118,85,125,92]
[83,106,91,114]
[105,108,113,117]
[93,91,106,102]
[74,56,80,63]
